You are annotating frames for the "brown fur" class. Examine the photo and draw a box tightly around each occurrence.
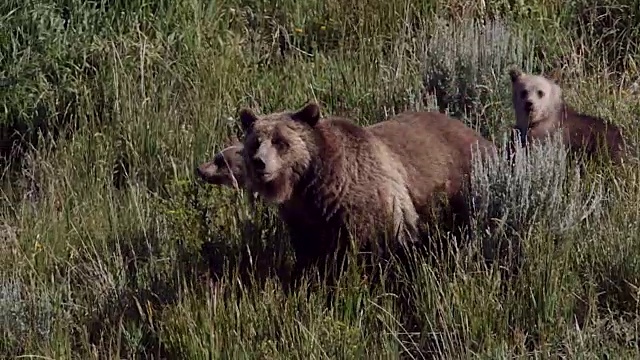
[509,67,628,165]
[239,102,420,284]
[196,137,262,210]
[238,101,495,285]
[367,111,496,236]
[196,139,246,189]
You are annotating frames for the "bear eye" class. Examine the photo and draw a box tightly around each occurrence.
[537,90,545,98]
[520,90,527,99]
[213,156,225,168]
[247,137,259,152]
[272,137,289,150]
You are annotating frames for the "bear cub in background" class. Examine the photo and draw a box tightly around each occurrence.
[509,67,629,165]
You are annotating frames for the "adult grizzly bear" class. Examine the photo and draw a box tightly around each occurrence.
[238,101,494,286]
[509,67,628,165]
[239,101,420,285]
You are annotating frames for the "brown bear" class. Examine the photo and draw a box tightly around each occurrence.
[367,111,496,236]
[239,101,420,285]
[196,139,246,190]
[509,67,628,165]
[238,101,495,286]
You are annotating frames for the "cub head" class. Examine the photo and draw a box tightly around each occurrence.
[238,101,322,204]
[196,141,246,189]
[509,67,563,139]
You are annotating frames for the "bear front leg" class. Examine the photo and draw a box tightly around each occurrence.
[288,237,343,294]
[283,223,322,294]
[287,251,315,292]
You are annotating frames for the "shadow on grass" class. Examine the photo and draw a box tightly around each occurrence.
[77,230,188,358]
[77,187,296,357]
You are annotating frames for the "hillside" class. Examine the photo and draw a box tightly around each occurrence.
[1,0,640,358]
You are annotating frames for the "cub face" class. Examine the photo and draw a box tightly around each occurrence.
[509,67,563,139]
[196,144,246,188]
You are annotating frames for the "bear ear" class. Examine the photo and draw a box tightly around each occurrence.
[238,108,258,134]
[227,133,242,146]
[291,101,321,127]
[508,66,522,83]
[546,67,563,84]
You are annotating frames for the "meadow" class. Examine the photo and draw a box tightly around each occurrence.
[1,0,640,358]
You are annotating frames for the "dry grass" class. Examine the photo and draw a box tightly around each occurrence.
[1,0,640,358]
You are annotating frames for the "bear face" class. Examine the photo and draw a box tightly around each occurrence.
[508,67,629,165]
[238,102,321,204]
[196,143,245,189]
[509,67,563,141]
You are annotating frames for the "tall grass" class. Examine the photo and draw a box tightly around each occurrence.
[1,0,640,358]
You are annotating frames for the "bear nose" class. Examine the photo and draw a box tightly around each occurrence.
[195,166,207,180]
[524,101,533,112]
[252,156,265,172]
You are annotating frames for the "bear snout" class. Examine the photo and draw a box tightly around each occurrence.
[196,164,216,183]
[251,156,266,173]
[524,101,533,113]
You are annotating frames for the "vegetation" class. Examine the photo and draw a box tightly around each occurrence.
[1,0,640,358]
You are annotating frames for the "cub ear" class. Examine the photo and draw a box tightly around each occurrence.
[546,68,563,85]
[291,101,321,127]
[508,66,522,83]
[238,108,258,134]
[229,134,242,146]
[228,133,242,146]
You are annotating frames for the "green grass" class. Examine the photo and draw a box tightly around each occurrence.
[2,0,640,358]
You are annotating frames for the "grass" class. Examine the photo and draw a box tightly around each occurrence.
[2,0,640,358]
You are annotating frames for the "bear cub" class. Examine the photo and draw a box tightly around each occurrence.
[196,140,246,189]
[509,67,628,165]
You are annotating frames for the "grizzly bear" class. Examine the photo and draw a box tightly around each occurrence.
[367,111,496,232]
[196,140,245,190]
[509,67,628,165]
[238,101,495,286]
[196,138,261,210]
[239,101,420,284]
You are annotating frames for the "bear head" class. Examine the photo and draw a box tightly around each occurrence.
[509,67,564,140]
[238,101,322,204]
[196,141,246,189]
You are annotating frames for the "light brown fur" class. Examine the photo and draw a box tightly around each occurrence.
[238,101,495,284]
[367,111,496,234]
[196,137,262,209]
[239,102,420,284]
[240,102,419,238]
[509,67,628,164]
